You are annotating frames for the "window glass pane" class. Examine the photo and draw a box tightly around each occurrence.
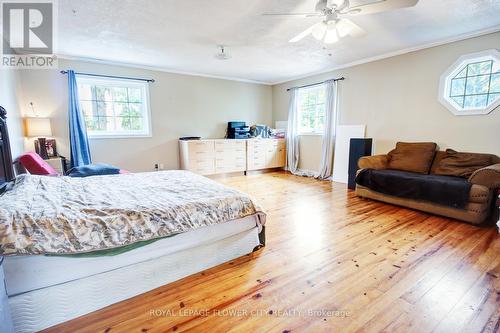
[112,87,128,102]
[490,73,500,94]
[464,94,488,109]
[115,117,131,131]
[76,77,149,136]
[95,86,112,101]
[488,93,500,105]
[96,101,112,117]
[85,117,98,131]
[467,61,492,76]
[129,117,143,131]
[128,88,142,103]
[128,103,142,117]
[114,102,130,117]
[297,85,326,133]
[465,75,490,95]
[80,101,94,118]
[454,66,467,79]
[451,96,464,108]
[444,54,500,113]
[96,117,113,131]
[450,78,465,96]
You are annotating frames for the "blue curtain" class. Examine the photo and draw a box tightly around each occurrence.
[68,70,92,167]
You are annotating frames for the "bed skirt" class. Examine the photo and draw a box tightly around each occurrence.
[8,226,263,332]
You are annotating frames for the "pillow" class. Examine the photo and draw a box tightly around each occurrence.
[387,142,437,174]
[434,149,493,178]
[67,163,121,178]
[18,152,59,176]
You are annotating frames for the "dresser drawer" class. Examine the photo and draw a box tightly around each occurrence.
[188,141,214,153]
[190,150,215,160]
[189,159,214,170]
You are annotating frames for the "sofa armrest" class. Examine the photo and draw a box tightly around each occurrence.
[358,155,389,170]
[468,163,500,190]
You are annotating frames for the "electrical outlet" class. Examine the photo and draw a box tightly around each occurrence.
[154,163,164,171]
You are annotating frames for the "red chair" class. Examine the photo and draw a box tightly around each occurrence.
[17,152,59,176]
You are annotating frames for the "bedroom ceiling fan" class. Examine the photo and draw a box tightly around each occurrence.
[263,0,419,44]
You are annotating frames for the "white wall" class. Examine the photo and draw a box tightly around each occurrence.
[18,59,273,172]
[0,69,24,159]
[273,32,500,173]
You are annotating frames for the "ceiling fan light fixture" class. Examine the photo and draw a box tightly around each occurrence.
[324,28,339,44]
[312,22,327,40]
[336,19,351,38]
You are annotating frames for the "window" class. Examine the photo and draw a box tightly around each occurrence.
[77,76,151,137]
[439,50,500,115]
[298,84,326,134]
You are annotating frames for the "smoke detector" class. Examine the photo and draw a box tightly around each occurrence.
[215,45,231,60]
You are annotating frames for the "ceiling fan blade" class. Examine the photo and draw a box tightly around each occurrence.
[262,13,321,17]
[343,0,418,16]
[336,19,366,38]
[289,23,321,43]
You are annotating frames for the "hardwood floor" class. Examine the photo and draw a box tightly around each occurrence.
[44,171,500,333]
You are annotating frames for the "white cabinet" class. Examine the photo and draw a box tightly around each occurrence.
[214,140,246,174]
[179,138,285,176]
[179,140,215,175]
[247,139,286,171]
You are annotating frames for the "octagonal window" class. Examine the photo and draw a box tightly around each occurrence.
[439,50,500,116]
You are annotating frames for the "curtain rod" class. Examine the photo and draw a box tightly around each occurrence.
[286,77,344,91]
[60,70,155,83]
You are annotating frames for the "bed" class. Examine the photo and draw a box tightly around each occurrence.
[0,107,266,332]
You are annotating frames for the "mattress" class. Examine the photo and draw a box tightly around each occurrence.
[9,226,261,332]
[4,215,259,296]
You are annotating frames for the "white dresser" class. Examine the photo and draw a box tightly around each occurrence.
[179,138,286,175]
[214,139,247,174]
[247,138,286,171]
[179,140,216,175]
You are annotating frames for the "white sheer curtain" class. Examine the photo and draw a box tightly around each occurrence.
[286,88,300,174]
[316,79,339,180]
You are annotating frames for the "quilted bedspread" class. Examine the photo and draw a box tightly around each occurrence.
[0,170,265,256]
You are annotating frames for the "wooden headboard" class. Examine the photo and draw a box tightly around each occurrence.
[0,106,15,193]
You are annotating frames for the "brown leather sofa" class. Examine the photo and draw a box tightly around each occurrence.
[355,145,500,225]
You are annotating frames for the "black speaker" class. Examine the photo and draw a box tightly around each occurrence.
[348,138,373,190]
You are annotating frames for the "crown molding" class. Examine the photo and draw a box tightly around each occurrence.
[55,54,273,85]
[270,25,500,86]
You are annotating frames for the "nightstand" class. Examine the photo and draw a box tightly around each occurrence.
[46,156,68,175]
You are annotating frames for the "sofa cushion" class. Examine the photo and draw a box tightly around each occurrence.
[433,149,493,178]
[387,142,437,174]
[355,169,471,209]
[429,151,447,174]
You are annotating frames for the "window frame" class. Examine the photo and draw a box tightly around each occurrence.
[76,75,153,138]
[438,49,500,116]
[297,84,327,135]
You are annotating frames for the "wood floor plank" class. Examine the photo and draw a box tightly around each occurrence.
[42,171,500,333]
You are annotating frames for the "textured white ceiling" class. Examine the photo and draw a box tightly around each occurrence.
[58,0,500,84]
